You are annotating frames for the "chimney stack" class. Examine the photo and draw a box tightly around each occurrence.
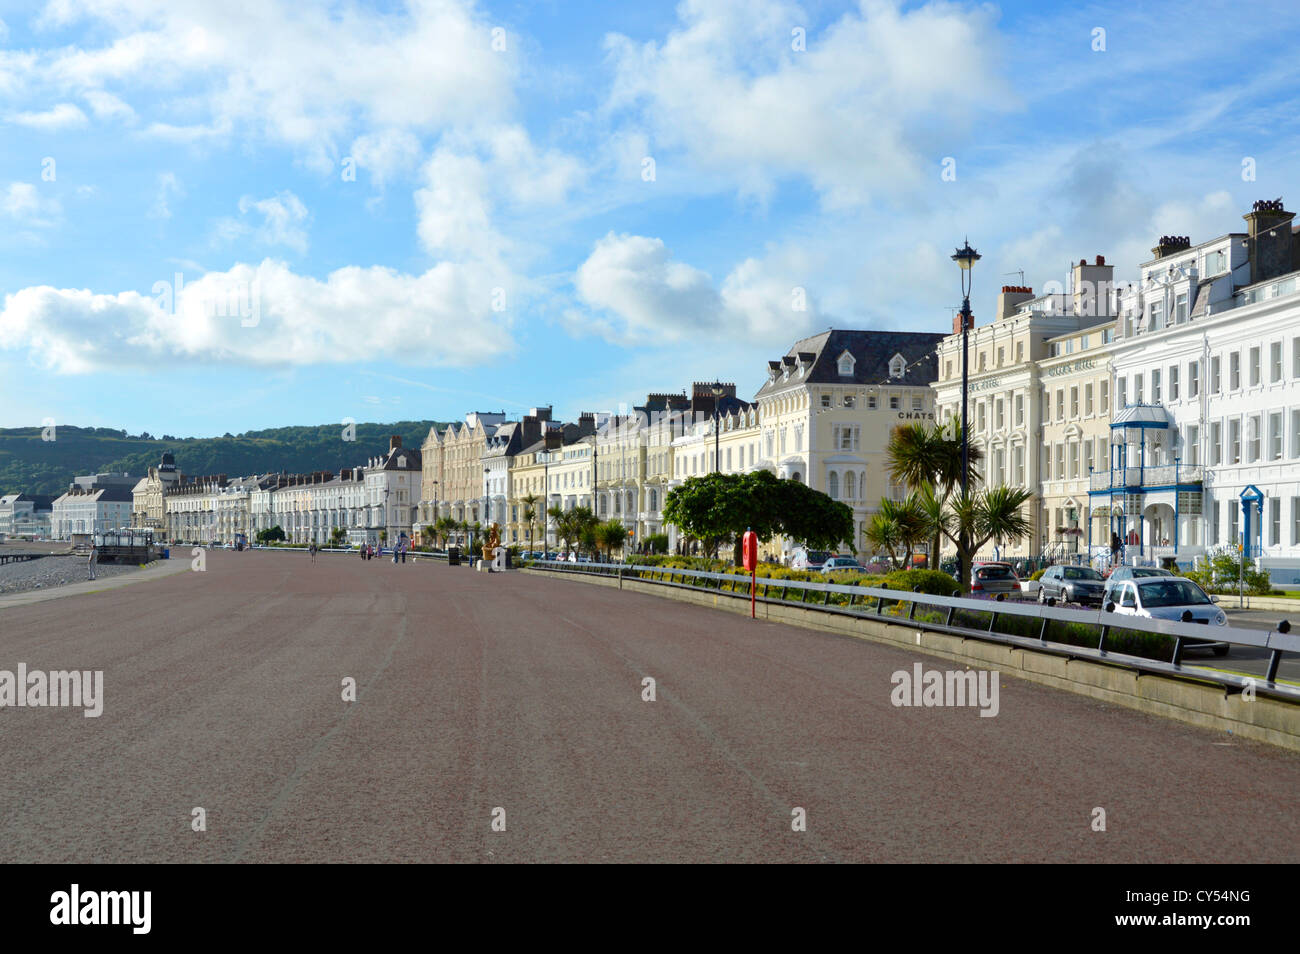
[1243,198,1294,286]
[1072,255,1115,318]
[390,435,402,450]
[1151,235,1191,260]
[995,285,1033,322]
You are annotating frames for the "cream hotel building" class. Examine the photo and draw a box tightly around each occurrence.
[933,256,1118,561]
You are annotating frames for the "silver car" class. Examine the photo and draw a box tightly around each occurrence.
[1104,577,1229,655]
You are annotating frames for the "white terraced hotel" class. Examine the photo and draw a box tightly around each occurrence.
[1103,199,1300,585]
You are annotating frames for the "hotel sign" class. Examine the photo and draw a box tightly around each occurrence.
[1045,358,1097,377]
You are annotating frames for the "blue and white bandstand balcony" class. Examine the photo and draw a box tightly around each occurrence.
[1088,404,1203,563]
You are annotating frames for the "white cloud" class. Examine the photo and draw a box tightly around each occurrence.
[239,191,311,254]
[0,259,515,373]
[1,182,61,226]
[413,124,584,267]
[572,231,820,346]
[416,149,508,264]
[82,88,135,121]
[349,128,423,189]
[214,191,311,254]
[150,171,182,220]
[9,102,88,130]
[603,0,1011,207]
[13,0,515,151]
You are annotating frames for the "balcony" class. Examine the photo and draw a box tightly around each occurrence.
[1089,464,1202,493]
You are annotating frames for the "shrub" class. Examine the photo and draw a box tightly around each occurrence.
[1029,568,1046,582]
[883,568,962,596]
[1181,548,1272,595]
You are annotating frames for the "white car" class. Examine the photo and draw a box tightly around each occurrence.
[820,556,866,574]
[790,548,831,570]
[1103,576,1229,655]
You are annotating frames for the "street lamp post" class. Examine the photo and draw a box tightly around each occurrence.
[710,381,724,473]
[952,239,981,584]
[430,480,439,549]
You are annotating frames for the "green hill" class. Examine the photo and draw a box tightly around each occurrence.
[0,422,446,497]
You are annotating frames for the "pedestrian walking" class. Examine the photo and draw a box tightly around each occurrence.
[1109,531,1121,567]
[309,542,318,563]
[88,543,98,581]
[400,543,407,564]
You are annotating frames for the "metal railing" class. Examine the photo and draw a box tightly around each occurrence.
[1090,464,1203,492]
[525,560,1300,704]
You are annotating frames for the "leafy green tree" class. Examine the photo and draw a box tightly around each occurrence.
[663,471,852,563]
[256,525,286,544]
[329,527,345,548]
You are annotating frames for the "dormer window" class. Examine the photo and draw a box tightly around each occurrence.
[889,354,906,379]
[837,350,856,377]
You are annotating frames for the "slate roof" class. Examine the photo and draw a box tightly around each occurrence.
[755,329,946,398]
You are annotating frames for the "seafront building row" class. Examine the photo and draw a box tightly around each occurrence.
[5,197,1300,579]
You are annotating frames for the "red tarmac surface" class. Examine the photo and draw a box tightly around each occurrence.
[0,548,1297,863]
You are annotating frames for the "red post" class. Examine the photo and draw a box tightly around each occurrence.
[742,530,758,619]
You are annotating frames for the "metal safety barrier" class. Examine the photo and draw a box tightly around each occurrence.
[526,560,1300,704]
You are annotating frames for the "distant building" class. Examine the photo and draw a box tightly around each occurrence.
[0,493,54,539]
[131,452,182,532]
[51,486,133,538]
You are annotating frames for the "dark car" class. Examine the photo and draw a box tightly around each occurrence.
[1105,566,1174,583]
[1039,565,1107,605]
[969,562,1020,595]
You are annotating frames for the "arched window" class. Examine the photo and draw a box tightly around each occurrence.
[649,489,657,510]
[844,471,856,500]
[828,472,839,499]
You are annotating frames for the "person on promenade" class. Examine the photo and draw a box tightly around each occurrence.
[309,542,318,563]
[88,543,98,580]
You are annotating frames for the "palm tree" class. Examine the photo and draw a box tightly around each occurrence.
[864,512,901,569]
[521,493,540,552]
[918,483,1032,590]
[595,520,627,561]
[547,505,567,551]
[880,494,927,569]
[887,419,984,571]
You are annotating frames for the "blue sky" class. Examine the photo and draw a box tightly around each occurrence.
[2,0,1300,437]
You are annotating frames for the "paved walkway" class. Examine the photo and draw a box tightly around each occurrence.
[0,549,1296,863]
[0,559,191,611]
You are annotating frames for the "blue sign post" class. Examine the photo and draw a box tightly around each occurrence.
[1239,485,1264,607]
[1240,485,1264,559]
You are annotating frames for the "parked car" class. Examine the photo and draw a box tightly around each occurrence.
[790,548,831,570]
[1105,565,1174,583]
[1038,565,1107,606]
[969,562,1020,595]
[1103,576,1229,655]
[821,556,866,574]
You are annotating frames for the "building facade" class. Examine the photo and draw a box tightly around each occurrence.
[933,258,1118,560]
[756,330,947,561]
[1101,199,1300,582]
